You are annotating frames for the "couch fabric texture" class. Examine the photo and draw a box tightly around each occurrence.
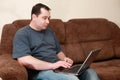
[0,18,120,80]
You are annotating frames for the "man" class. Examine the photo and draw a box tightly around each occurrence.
[13,3,100,80]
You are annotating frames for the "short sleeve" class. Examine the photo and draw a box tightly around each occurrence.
[12,29,31,59]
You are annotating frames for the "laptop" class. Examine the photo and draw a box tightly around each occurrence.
[54,48,101,76]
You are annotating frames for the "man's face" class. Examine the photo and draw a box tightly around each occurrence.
[33,8,51,31]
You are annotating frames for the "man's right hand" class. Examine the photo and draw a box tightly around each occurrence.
[52,61,72,70]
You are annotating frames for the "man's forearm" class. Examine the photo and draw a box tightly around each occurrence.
[57,51,67,61]
[17,55,53,70]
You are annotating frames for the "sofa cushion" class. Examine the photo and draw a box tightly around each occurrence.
[81,40,115,61]
[65,18,115,61]
[91,59,120,80]
[109,22,120,58]
[13,19,65,43]
[63,43,85,63]
[65,19,111,43]
[114,47,120,58]
[0,24,17,54]
[48,19,65,43]
[12,19,30,29]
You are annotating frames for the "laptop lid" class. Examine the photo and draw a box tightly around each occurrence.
[76,48,101,75]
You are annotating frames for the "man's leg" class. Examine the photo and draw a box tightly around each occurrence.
[33,70,79,80]
[79,68,100,80]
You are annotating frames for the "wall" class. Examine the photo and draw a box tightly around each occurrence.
[0,0,120,40]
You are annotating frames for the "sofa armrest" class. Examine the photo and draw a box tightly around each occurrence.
[0,54,27,80]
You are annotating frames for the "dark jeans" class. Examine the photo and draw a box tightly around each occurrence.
[28,68,100,80]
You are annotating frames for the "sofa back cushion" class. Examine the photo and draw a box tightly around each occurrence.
[66,19,111,42]
[0,24,17,54]
[48,19,65,43]
[0,19,65,55]
[65,19,115,63]
[12,19,65,43]
[107,21,120,58]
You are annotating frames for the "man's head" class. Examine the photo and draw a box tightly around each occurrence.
[31,3,51,19]
[30,3,51,31]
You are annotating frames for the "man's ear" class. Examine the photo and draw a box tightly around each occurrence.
[32,14,37,20]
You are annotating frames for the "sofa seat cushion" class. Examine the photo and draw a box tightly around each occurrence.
[91,59,120,80]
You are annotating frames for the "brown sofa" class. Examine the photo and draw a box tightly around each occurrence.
[0,18,120,80]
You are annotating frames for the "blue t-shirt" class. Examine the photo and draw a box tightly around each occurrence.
[13,25,61,63]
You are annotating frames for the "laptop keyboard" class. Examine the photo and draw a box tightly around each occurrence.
[55,64,89,75]
[61,65,81,73]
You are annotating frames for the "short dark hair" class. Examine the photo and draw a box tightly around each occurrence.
[31,3,51,19]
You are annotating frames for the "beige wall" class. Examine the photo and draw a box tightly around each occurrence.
[0,0,120,40]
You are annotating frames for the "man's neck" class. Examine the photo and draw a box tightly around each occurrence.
[29,22,42,31]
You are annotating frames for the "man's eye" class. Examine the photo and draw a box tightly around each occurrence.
[42,16,50,20]
[43,17,47,20]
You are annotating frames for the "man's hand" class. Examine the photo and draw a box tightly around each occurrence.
[63,57,73,65]
[52,60,72,70]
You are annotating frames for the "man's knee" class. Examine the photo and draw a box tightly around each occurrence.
[79,68,100,80]
[86,68,98,76]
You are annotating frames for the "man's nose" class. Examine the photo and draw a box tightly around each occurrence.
[46,19,50,24]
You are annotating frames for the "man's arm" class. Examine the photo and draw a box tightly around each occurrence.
[57,51,73,65]
[17,55,72,70]
[17,55,54,70]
